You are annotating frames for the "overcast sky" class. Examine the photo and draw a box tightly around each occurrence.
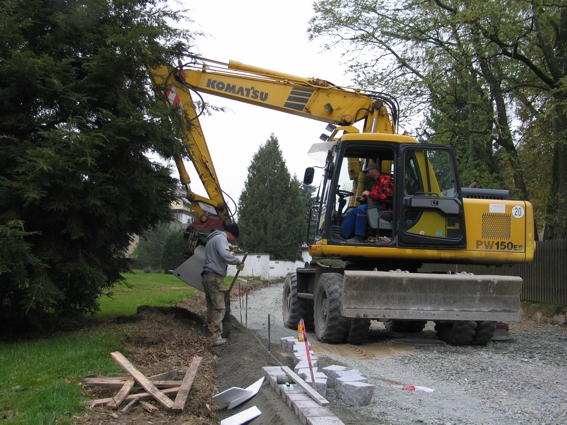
[172,0,352,216]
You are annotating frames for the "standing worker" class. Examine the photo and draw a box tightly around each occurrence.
[201,223,245,346]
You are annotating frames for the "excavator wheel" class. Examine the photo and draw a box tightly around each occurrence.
[314,273,348,343]
[384,320,427,333]
[344,318,371,345]
[282,273,301,329]
[471,321,496,345]
[435,321,477,345]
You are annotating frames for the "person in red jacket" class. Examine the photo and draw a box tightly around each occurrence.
[341,163,393,243]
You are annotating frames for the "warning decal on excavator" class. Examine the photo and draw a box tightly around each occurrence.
[284,87,313,111]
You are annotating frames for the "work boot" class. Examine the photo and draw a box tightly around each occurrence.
[212,334,227,346]
[347,235,365,243]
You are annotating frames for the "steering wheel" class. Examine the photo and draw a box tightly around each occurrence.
[337,189,354,199]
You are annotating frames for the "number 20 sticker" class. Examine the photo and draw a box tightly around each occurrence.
[512,205,525,218]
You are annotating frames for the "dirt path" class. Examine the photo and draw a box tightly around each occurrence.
[229,280,567,425]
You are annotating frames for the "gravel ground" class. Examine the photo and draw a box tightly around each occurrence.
[231,280,567,425]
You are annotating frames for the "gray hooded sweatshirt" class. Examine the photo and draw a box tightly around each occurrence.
[203,230,240,276]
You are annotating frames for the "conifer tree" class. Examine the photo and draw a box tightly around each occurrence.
[0,0,194,329]
[238,135,306,261]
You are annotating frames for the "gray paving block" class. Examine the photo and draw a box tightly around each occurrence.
[293,353,319,365]
[280,337,297,354]
[333,369,365,387]
[307,417,346,425]
[293,341,311,352]
[278,382,303,399]
[294,359,319,371]
[335,375,367,393]
[297,369,325,381]
[263,366,280,390]
[304,376,328,397]
[321,365,347,387]
[284,390,312,409]
[294,406,335,424]
[335,380,375,406]
[293,399,321,410]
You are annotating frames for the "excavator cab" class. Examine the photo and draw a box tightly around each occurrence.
[309,138,467,253]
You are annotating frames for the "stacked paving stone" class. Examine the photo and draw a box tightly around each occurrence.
[321,366,374,406]
[279,336,376,407]
[263,366,344,425]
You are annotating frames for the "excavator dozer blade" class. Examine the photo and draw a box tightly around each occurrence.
[171,245,206,292]
[341,270,522,322]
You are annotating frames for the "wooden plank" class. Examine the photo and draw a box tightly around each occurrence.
[84,369,179,387]
[89,387,180,408]
[110,351,174,409]
[172,356,202,411]
[281,366,329,406]
[121,396,140,412]
[140,400,159,413]
[84,378,181,388]
[106,379,135,409]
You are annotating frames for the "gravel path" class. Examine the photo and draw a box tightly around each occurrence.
[231,280,567,425]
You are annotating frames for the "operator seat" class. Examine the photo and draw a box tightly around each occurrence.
[366,198,393,231]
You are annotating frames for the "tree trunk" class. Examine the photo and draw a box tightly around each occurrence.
[543,99,567,239]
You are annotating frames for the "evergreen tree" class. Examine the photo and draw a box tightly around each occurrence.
[238,135,306,261]
[132,223,172,270]
[160,230,185,272]
[0,0,195,329]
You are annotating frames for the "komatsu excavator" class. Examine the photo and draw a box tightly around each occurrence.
[149,56,535,346]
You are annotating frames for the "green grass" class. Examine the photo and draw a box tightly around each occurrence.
[0,270,199,424]
[96,269,198,318]
[0,329,124,424]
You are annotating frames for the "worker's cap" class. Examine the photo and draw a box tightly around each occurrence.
[362,163,381,173]
[224,222,240,238]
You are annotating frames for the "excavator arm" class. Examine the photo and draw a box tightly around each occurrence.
[148,60,234,256]
[147,56,399,255]
[153,56,399,138]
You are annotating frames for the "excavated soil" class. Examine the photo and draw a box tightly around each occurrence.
[76,287,301,425]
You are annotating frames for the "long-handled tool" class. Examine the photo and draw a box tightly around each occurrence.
[228,252,248,294]
[300,318,317,390]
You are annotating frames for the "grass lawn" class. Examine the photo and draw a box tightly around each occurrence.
[0,270,198,425]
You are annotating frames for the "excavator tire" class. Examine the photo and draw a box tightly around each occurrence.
[282,273,301,329]
[384,320,427,333]
[471,321,496,345]
[344,318,371,345]
[314,273,348,343]
[435,321,477,345]
[282,272,314,331]
[299,299,315,332]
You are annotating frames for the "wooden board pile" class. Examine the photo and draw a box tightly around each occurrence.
[84,351,202,413]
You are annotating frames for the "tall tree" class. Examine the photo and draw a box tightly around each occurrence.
[238,135,307,261]
[0,0,196,329]
[310,0,567,238]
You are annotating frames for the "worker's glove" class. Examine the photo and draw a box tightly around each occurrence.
[237,262,245,271]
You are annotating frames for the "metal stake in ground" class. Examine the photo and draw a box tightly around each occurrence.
[300,318,316,390]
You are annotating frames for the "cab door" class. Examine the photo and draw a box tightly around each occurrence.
[398,145,466,248]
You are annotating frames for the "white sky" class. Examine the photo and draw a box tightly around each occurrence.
[172,0,352,215]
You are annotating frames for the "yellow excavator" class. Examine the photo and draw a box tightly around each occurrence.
[149,56,536,345]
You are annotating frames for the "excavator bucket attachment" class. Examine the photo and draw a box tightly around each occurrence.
[171,245,206,292]
[341,271,522,322]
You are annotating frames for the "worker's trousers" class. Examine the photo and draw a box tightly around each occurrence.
[341,204,369,238]
[202,271,225,336]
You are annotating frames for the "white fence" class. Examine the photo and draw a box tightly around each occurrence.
[227,249,311,280]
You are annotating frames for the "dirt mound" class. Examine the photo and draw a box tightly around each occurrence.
[78,297,301,424]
